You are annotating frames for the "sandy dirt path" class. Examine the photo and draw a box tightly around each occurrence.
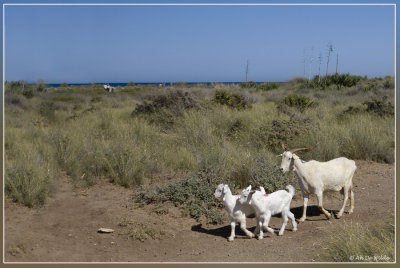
[4,160,394,263]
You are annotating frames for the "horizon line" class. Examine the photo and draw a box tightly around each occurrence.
[5,73,394,85]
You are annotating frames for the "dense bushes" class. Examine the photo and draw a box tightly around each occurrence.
[4,93,27,110]
[325,73,362,88]
[340,97,394,118]
[258,82,280,91]
[267,116,315,153]
[305,74,363,89]
[132,90,199,128]
[277,95,316,113]
[3,77,394,215]
[239,81,258,88]
[133,90,198,115]
[214,90,251,110]
[133,169,225,224]
[364,98,394,117]
[239,81,280,91]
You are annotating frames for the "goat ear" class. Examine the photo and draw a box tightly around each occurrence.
[223,184,229,193]
[245,185,252,191]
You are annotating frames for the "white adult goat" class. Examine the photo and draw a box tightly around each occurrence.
[214,184,255,241]
[103,84,115,92]
[239,185,297,239]
[279,145,357,222]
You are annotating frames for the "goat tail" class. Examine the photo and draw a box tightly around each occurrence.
[285,185,295,198]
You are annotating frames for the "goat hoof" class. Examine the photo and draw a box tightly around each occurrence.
[278,232,284,236]
[257,236,263,240]
[228,237,234,242]
[297,218,305,223]
[293,228,297,232]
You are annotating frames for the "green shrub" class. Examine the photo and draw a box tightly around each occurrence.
[132,90,199,128]
[214,90,251,110]
[338,105,364,118]
[304,74,362,89]
[133,152,295,224]
[133,169,225,224]
[248,157,296,193]
[22,89,35,99]
[5,81,25,93]
[363,98,394,117]
[328,73,362,88]
[266,116,315,153]
[321,73,363,88]
[278,95,316,112]
[383,77,394,89]
[363,81,377,91]
[258,82,280,91]
[36,83,45,92]
[4,93,27,110]
[239,81,258,88]
[339,97,394,119]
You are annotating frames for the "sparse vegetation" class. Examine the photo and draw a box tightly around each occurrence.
[118,216,166,242]
[4,77,394,226]
[317,219,394,262]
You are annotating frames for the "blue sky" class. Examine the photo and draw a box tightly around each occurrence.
[3,2,396,83]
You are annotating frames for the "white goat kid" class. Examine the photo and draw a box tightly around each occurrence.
[279,145,356,222]
[214,184,255,241]
[239,185,297,239]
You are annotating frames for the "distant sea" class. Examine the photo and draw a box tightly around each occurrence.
[46,81,284,88]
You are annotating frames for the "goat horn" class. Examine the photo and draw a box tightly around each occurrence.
[289,147,314,153]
